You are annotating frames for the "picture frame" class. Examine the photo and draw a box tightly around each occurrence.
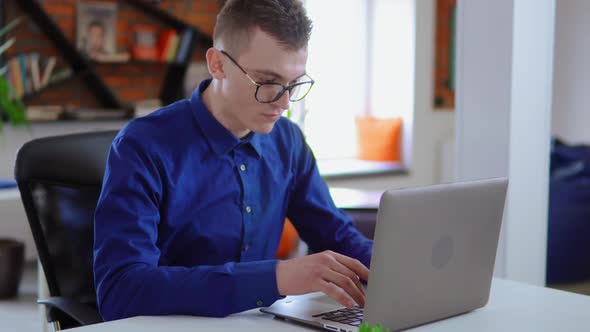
[76,2,118,60]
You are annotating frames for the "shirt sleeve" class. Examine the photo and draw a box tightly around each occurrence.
[286,125,373,268]
[93,133,282,321]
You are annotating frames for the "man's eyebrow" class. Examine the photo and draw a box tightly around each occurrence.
[251,69,308,82]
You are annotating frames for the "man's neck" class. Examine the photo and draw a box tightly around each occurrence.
[201,81,250,139]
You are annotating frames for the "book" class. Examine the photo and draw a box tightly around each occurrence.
[165,33,179,62]
[9,57,22,98]
[30,53,41,91]
[18,54,28,96]
[157,29,176,62]
[40,56,56,87]
[76,1,118,61]
[131,24,158,61]
[176,28,194,64]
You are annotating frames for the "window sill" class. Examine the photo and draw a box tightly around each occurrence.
[318,158,407,180]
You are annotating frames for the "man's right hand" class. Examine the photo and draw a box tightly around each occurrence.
[275,250,369,308]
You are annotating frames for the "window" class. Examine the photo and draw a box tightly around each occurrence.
[301,0,415,165]
[303,0,368,159]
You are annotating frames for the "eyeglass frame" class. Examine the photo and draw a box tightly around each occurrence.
[220,50,315,104]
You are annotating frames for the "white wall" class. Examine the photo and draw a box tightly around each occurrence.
[506,0,554,286]
[327,0,455,191]
[455,0,555,286]
[551,0,590,144]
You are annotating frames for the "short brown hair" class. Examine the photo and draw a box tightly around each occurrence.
[213,0,312,55]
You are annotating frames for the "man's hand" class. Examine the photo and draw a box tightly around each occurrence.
[276,250,369,308]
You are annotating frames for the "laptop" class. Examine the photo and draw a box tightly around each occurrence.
[261,178,508,332]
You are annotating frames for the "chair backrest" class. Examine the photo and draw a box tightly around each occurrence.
[14,130,118,303]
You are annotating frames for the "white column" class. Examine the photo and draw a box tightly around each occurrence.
[454,0,514,279]
[506,0,555,286]
[455,0,556,286]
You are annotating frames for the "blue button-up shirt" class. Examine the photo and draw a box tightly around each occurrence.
[94,79,373,320]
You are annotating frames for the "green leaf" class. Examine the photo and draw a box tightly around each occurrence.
[358,322,390,332]
[0,75,27,130]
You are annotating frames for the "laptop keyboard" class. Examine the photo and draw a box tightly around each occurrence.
[313,307,364,327]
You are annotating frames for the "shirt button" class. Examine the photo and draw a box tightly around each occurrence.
[246,206,252,213]
[256,300,264,307]
[240,164,247,172]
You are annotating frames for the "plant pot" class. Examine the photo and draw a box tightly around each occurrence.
[0,238,25,299]
[355,116,402,162]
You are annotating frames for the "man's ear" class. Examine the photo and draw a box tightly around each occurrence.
[206,48,226,80]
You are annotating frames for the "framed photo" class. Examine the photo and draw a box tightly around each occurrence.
[76,1,118,60]
[433,0,456,110]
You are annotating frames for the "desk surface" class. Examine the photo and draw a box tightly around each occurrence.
[69,278,590,331]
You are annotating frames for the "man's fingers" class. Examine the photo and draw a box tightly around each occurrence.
[322,269,366,307]
[331,252,369,282]
[330,259,366,297]
[320,281,355,308]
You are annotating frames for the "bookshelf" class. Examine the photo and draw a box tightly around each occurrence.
[12,0,213,112]
[22,70,91,103]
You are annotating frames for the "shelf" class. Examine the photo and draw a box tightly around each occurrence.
[92,60,185,67]
[13,0,213,108]
[21,70,90,102]
[17,0,123,109]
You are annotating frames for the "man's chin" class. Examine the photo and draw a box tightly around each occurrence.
[251,123,276,134]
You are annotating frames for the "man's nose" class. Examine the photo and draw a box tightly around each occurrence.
[273,90,291,110]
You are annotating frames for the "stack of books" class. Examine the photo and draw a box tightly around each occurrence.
[132,25,194,64]
[3,54,72,99]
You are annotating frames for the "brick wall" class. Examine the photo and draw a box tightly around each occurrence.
[3,0,221,109]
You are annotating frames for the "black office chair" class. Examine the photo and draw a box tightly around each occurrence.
[14,130,119,330]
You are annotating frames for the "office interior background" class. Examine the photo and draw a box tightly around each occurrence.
[0,0,589,331]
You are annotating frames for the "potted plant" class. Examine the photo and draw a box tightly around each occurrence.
[0,17,27,131]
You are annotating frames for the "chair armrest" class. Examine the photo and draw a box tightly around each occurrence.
[38,297,103,326]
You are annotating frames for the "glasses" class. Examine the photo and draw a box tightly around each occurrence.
[221,50,314,103]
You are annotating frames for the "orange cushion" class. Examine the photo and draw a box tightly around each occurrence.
[276,218,299,259]
[355,117,402,162]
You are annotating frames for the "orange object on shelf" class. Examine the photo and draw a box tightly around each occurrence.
[355,116,402,162]
[276,218,299,259]
[131,24,159,61]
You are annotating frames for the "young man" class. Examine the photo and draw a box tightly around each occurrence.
[94,0,373,320]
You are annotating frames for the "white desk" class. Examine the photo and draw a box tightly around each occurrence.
[68,278,590,331]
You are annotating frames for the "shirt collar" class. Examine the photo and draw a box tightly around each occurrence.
[191,79,262,158]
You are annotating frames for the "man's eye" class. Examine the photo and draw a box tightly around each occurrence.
[257,77,276,83]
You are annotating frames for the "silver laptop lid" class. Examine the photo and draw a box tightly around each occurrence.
[364,178,508,330]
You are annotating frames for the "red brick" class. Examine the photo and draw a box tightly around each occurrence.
[42,3,75,17]
[119,88,148,101]
[103,75,132,87]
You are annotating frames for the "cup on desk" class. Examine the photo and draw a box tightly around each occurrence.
[0,238,24,298]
